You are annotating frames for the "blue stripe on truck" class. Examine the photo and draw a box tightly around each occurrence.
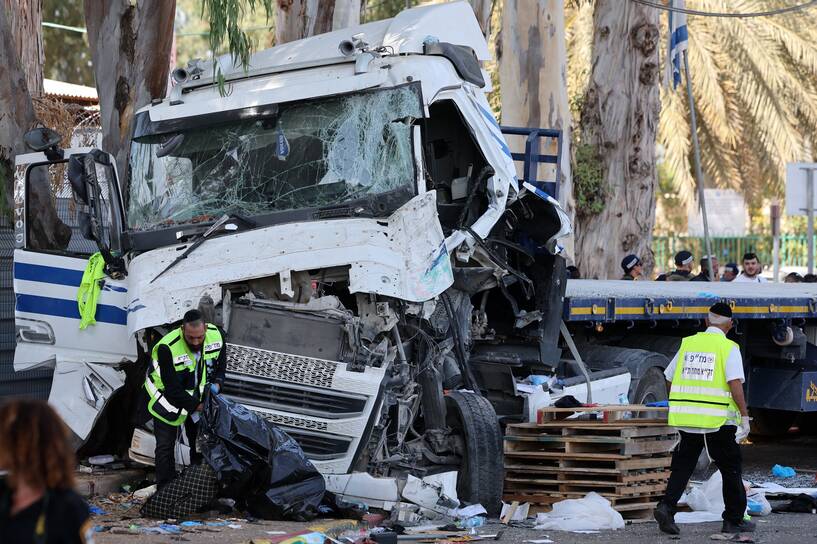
[16,293,128,326]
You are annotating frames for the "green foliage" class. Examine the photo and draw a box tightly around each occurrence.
[199,0,275,89]
[42,0,94,85]
[573,142,605,217]
[653,161,687,236]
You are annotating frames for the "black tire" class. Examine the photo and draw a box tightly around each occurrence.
[631,367,668,405]
[445,390,503,516]
[750,408,796,437]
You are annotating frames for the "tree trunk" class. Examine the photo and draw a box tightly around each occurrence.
[276,0,338,44]
[83,0,176,194]
[574,0,660,279]
[470,0,494,38]
[498,0,576,261]
[0,6,70,248]
[332,0,360,30]
[2,0,44,97]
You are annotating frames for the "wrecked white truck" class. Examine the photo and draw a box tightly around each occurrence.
[12,2,590,513]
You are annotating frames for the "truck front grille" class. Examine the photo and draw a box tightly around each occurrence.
[223,373,366,419]
[226,344,337,388]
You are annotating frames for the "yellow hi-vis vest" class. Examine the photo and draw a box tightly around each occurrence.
[668,331,741,429]
[144,325,223,426]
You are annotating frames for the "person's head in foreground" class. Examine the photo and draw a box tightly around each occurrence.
[0,400,76,492]
[706,302,733,333]
[0,400,94,543]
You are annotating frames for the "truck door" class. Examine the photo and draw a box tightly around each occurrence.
[13,147,135,439]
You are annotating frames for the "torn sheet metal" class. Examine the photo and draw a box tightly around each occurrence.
[325,473,402,511]
[401,472,459,517]
[127,192,452,332]
[48,360,125,440]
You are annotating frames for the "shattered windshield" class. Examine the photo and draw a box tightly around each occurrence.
[127,84,422,230]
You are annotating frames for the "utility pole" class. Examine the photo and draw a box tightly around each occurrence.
[683,50,714,280]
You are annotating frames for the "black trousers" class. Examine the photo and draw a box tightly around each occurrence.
[153,416,200,488]
[659,425,746,523]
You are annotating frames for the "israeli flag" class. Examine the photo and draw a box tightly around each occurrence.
[665,0,688,89]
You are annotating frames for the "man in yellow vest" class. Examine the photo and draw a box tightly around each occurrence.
[144,309,226,488]
[654,302,753,535]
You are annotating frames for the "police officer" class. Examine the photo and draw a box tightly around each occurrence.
[143,310,226,488]
[620,254,642,280]
[666,250,694,281]
[653,303,753,536]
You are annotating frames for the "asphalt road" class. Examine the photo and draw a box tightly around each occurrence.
[94,433,817,544]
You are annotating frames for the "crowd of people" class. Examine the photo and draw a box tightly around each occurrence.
[568,251,817,282]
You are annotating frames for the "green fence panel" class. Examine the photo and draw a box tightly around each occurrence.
[651,235,815,272]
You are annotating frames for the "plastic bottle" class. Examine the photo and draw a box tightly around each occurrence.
[460,516,486,529]
[617,393,631,419]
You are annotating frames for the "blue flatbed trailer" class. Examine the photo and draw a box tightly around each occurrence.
[562,280,817,427]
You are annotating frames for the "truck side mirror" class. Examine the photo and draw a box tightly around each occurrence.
[67,155,88,205]
[23,128,64,160]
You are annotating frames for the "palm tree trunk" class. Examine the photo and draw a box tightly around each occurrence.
[575,0,660,279]
[498,0,575,260]
[83,0,176,195]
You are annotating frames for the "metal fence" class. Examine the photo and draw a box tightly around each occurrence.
[652,235,815,272]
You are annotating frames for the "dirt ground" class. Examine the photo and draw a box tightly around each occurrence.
[92,433,817,544]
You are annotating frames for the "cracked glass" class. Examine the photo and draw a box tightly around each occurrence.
[128,84,422,231]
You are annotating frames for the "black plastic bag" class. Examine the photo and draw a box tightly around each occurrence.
[199,390,326,520]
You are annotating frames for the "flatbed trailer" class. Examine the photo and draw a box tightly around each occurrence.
[560,280,817,434]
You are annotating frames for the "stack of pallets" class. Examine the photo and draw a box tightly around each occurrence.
[503,405,677,519]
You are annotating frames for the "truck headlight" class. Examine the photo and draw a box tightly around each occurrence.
[16,318,55,344]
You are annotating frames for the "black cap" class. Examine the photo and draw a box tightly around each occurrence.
[621,254,641,272]
[675,250,694,266]
[724,263,738,274]
[709,302,733,318]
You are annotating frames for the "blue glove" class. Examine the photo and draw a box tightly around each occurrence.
[210,383,220,394]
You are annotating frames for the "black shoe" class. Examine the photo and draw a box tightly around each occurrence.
[722,518,756,533]
[654,503,680,535]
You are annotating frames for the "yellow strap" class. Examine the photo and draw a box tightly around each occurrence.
[77,252,106,329]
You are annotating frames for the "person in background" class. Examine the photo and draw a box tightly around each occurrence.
[734,252,767,283]
[785,272,804,283]
[653,303,753,536]
[667,250,695,281]
[721,263,739,282]
[620,254,642,280]
[0,400,95,543]
[804,273,817,283]
[566,265,581,280]
[692,255,719,282]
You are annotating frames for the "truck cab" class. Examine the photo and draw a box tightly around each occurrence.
[13,1,575,512]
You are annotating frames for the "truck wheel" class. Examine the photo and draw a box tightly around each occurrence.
[631,367,668,405]
[750,408,796,436]
[445,390,503,516]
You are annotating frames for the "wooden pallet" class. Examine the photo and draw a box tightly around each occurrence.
[536,404,669,424]
[504,421,678,457]
[505,405,675,520]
